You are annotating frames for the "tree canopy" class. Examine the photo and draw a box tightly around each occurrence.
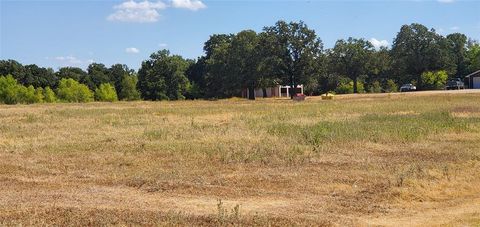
[1,21,480,105]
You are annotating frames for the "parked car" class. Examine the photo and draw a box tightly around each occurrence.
[400,84,417,92]
[445,78,465,90]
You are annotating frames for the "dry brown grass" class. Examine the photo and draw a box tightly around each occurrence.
[1,91,480,226]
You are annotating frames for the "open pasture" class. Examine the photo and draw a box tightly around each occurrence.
[1,92,480,226]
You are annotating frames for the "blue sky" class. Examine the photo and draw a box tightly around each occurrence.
[1,0,479,70]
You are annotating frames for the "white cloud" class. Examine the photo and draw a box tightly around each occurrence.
[107,0,167,23]
[54,56,83,65]
[49,55,93,68]
[158,43,168,47]
[435,28,445,34]
[125,47,140,54]
[450,26,460,31]
[438,0,455,3]
[171,0,206,11]
[107,0,206,23]
[369,38,389,49]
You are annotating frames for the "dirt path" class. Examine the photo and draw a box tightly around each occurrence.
[360,197,480,226]
[0,176,298,217]
[310,89,480,101]
[2,175,479,226]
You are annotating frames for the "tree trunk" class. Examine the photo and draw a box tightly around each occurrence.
[353,77,358,94]
[417,74,422,90]
[290,74,296,99]
[248,86,255,100]
[262,88,267,98]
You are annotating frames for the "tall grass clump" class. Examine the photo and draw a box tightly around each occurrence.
[267,111,472,145]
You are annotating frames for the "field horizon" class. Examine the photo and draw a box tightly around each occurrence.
[1,91,480,226]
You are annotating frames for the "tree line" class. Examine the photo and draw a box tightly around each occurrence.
[1,21,479,104]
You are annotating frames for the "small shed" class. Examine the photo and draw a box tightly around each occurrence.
[241,85,304,99]
[466,70,480,89]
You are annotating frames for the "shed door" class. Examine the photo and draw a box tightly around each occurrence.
[473,77,480,89]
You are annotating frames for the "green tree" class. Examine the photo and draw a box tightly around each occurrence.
[138,50,190,100]
[85,63,110,90]
[57,78,94,103]
[16,85,37,104]
[228,30,261,100]
[335,78,365,94]
[368,81,383,93]
[0,75,20,104]
[384,79,398,93]
[263,20,323,97]
[466,43,480,73]
[109,64,136,99]
[446,33,469,77]
[185,57,207,99]
[95,83,118,102]
[368,47,392,86]
[329,38,375,93]
[421,70,448,90]
[23,64,58,88]
[0,60,26,84]
[43,87,57,103]
[56,67,88,85]
[203,34,235,98]
[119,75,140,101]
[34,87,45,103]
[391,23,455,88]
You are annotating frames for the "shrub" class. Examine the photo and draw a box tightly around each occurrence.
[184,82,203,100]
[0,75,19,104]
[119,76,140,101]
[335,79,365,94]
[0,75,45,104]
[43,87,57,103]
[16,85,37,104]
[95,83,118,102]
[34,87,45,103]
[368,81,382,93]
[421,70,448,90]
[384,79,398,93]
[57,78,94,102]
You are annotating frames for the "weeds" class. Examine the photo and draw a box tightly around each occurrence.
[1,94,480,225]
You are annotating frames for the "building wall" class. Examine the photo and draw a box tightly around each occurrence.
[242,85,304,98]
[472,76,480,89]
[467,71,480,89]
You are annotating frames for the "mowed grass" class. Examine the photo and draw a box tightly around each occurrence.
[1,93,480,226]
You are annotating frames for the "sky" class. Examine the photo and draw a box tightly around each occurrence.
[1,0,479,70]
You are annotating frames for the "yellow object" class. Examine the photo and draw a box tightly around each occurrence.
[321,93,334,100]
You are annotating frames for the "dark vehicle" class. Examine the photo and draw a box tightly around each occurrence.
[445,78,465,90]
[400,84,417,92]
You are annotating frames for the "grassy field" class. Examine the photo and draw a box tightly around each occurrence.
[1,92,480,226]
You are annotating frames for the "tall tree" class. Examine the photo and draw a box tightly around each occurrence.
[228,30,261,100]
[263,20,323,97]
[329,38,375,93]
[185,57,207,99]
[369,47,393,89]
[56,67,87,84]
[203,34,235,98]
[0,60,26,82]
[391,23,455,88]
[446,33,469,77]
[466,42,480,73]
[119,74,141,101]
[138,50,190,100]
[85,63,110,90]
[23,64,58,88]
[108,64,136,99]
